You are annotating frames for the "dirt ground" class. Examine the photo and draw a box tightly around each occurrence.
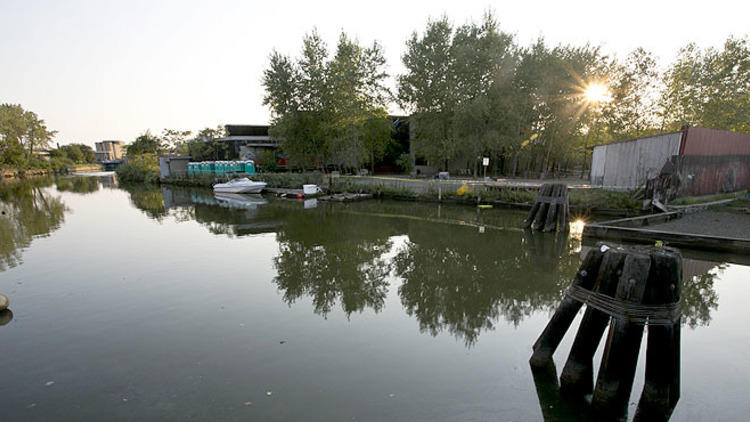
[650,210,750,239]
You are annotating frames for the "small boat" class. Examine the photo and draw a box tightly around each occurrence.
[213,178,267,194]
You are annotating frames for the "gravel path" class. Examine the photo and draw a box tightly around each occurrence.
[650,210,750,239]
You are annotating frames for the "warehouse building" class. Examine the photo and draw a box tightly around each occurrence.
[590,126,750,195]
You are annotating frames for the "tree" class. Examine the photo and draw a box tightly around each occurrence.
[178,126,228,161]
[50,143,96,163]
[660,36,750,133]
[600,48,661,140]
[126,130,162,155]
[398,17,456,168]
[0,104,56,166]
[161,129,192,152]
[399,13,520,174]
[262,29,391,171]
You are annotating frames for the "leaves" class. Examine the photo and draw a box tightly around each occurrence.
[262,30,392,170]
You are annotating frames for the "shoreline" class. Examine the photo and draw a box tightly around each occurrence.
[158,173,645,217]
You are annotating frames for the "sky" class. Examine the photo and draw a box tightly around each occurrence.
[1,0,748,146]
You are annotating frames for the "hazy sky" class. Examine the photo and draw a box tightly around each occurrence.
[1,0,748,145]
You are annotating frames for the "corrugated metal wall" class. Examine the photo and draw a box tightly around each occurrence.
[673,155,750,196]
[590,132,682,187]
[681,127,750,156]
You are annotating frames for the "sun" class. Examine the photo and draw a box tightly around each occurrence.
[583,82,612,104]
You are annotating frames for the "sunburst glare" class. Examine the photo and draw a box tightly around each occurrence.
[583,82,612,104]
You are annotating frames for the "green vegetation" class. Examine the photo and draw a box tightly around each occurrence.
[0,177,66,271]
[262,30,393,171]
[568,189,640,210]
[669,191,741,206]
[124,126,229,161]
[0,103,56,172]
[55,176,100,194]
[115,154,160,184]
[262,15,750,177]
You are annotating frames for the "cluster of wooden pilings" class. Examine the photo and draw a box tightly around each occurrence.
[523,183,569,232]
[530,243,681,421]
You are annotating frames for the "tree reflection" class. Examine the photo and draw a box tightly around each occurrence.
[0,177,67,271]
[395,224,580,346]
[120,184,168,221]
[55,176,100,194]
[681,259,722,328]
[272,207,393,318]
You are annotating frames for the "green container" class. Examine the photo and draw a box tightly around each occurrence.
[187,163,195,177]
[245,160,255,175]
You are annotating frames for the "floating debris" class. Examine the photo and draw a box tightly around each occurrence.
[244,401,253,407]
[44,381,55,387]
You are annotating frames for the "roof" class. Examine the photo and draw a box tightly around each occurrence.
[225,125,269,137]
[593,130,683,149]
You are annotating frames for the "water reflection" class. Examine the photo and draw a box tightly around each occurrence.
[0,177,67,271]
[396,227,579,345]
[0,309,13,326]
[129,186,724,345]
[121,183,169,221]
[55,176,100,194]
[273,207,393,317]
[681,259,721,328]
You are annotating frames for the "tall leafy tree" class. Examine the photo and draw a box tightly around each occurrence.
[126,130,162,155]
[0,104,56,166]
[600,48,661,139]
[660,36,750,133]
[398,17,456,169]
[263,29,391,171]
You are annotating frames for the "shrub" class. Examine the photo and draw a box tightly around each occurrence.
[115,154,160,184]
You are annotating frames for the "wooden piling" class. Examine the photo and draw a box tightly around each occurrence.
[559,250,626,393]
[531,243,682,420]
[530,247,605,366]
[634,250,682,421]
[524,183,569,232]
[591,253,652,415]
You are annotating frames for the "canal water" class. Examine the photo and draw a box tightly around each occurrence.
[0,175,747,421]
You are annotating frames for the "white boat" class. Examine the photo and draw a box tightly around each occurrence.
[213,178,267,194]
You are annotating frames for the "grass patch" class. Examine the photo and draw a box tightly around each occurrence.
[670,191,742,206]
[569,189,639,210]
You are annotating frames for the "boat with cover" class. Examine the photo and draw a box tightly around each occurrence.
[212,178,267,193]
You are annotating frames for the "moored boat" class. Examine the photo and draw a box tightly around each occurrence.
[212,178,267,194]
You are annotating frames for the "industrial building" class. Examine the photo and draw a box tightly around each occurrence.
[216,125,284,166]
[95,140,125,161]
[590,126,750,195]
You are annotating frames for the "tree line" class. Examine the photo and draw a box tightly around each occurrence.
[263,13,750,176]
[0,103,100,172]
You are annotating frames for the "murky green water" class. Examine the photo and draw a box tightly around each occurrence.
[0,174,747,421]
